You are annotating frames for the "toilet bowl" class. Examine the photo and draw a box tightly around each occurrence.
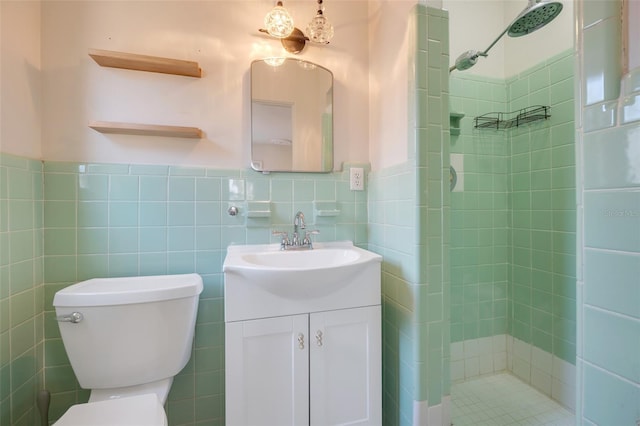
[52,274,203,425]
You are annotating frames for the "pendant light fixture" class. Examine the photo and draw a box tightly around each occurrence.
[259,0,334,53]
[306,0,334,44]
[263,1,294,39]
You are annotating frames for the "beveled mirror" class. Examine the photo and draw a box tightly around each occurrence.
[250,58,333,172]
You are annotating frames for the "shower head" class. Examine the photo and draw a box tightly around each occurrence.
[449,0,563,72]
[508,0,563,37]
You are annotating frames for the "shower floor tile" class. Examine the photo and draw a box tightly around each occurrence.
[451,373,575,426]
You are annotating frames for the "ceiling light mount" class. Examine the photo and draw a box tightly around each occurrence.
[258,27,309,53]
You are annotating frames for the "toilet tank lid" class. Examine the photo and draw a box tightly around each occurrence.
[53,274,203,307]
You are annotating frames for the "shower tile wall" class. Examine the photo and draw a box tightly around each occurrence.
[506,50,576,369]
[0,153,45,426]
[448,49,576,410]
[449,75,510,346]
[368,5,450,425]
[577,1,640,423]
[369,162,418,426]
[40,161,367,425]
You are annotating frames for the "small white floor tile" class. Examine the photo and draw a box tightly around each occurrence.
[451,373,575,426]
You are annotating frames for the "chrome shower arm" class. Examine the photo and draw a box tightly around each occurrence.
[449,0,563,73]
[479,26,509,57]
[448,26,504,72]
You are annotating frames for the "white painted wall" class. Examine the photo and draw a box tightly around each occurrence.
[0,0,42,159]
[3,0,573,169]
[39,0,369,170]
[368,0,415,171]
[444,0,506,78]
[445,0,573,79]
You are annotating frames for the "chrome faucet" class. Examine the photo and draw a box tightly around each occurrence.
[273,211,319,250]
[292,211,306,245]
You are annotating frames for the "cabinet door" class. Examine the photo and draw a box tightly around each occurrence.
[226,315,309,426]
[310,306,382,426]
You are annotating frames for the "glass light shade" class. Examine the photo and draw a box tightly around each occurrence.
[264,3,294,39]
[306,13,334,44]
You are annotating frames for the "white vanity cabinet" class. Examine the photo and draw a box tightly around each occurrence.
[309,306,381,426]
[225,314,310,426]
[225,305,381,426]
[223,241,382,426]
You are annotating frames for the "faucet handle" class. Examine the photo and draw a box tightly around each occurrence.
[303,230,320,248]
[272,230,290,249]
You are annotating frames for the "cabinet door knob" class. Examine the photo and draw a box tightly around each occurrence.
[315,330,323,347]
[298,333,305,350]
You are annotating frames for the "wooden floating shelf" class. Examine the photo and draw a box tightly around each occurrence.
[89,121,203,139]
[89,49,202,78]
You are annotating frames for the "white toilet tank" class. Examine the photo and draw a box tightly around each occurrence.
[53,274,203,400]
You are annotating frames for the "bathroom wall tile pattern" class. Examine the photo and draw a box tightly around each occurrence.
[582,15,622,107]
[0,152,45,426]
[449,73,509,344]
[451,52,575,366]
[507,50,576,366]
[577,1,640,423]
[369,5,450,425]
[39,161,369,424]
[448,49,576,412]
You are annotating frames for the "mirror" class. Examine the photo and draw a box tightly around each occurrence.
[251,58,333,173]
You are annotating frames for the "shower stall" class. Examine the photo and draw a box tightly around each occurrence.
[446,0,577,422]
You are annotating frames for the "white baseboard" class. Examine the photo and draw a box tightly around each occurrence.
[412,396,450,426]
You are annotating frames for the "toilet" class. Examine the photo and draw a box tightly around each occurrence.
[52,273,203,425]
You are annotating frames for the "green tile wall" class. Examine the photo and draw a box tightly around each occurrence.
[578,1,640,421]
[0,153,45,426]
[448,49,576,364]
[369,162,419,426]
[41,161,368,425]
[449,74,510,343]
[368,5,450,425]
[507,50,576,364]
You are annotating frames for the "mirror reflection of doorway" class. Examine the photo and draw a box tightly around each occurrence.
[250,58,333,173]
[252,101,293,171]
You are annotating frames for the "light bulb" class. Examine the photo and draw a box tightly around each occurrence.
[264,1,294,39]
[306,2,334,44]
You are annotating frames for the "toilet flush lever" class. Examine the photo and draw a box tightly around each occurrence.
[56,312,84,324]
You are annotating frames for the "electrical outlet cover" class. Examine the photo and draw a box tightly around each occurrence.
[350,167,364,191]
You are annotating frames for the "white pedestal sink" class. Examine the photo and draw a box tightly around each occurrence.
[223,240,382,322]
[223,241,382,426]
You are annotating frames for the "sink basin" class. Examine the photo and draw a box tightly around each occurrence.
[223,241,382,322]
[239,247,360,269]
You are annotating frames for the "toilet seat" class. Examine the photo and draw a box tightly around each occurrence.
[53,393,167,426]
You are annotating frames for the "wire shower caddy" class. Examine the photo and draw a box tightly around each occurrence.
[474,105,550,130]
